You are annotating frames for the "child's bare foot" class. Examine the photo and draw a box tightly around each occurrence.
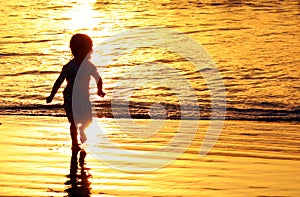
[79,149,87,166]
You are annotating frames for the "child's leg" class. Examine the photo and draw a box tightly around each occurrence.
[79,125,87,143]
[70,122,79,147]
[64,101,80,149]
[78,108,92,144]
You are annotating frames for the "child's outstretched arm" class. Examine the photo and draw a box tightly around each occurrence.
[46,74,65,103]
[97,77,105,97]
[90,62,105,98]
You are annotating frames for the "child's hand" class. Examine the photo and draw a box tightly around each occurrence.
[97,90,106,98]
[46,96,53,103]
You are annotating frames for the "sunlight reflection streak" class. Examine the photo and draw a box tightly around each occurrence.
[63,0,98,35]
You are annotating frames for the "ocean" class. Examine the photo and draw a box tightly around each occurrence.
[1,0,299,121]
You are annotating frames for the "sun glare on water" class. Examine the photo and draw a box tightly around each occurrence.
[63,0,99,35]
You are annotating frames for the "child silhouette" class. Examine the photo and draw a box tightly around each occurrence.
[46,34,105,151]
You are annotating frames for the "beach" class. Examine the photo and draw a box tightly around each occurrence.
[0,115,299,197]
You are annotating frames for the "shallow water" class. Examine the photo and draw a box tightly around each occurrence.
[0,116,300,196]
[0,0,299,121]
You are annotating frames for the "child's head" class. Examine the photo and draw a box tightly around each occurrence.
[70,34,93,58]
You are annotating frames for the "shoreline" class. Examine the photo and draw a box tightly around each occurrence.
[0,113,299,124]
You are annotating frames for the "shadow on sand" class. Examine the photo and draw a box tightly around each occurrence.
[65,149,92,197]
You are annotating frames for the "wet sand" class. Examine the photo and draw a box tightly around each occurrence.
[0,115,299,197]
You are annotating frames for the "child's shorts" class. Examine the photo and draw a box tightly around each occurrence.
[64,100,92,127]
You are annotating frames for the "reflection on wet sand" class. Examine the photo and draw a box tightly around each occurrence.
[65,149,92,197]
